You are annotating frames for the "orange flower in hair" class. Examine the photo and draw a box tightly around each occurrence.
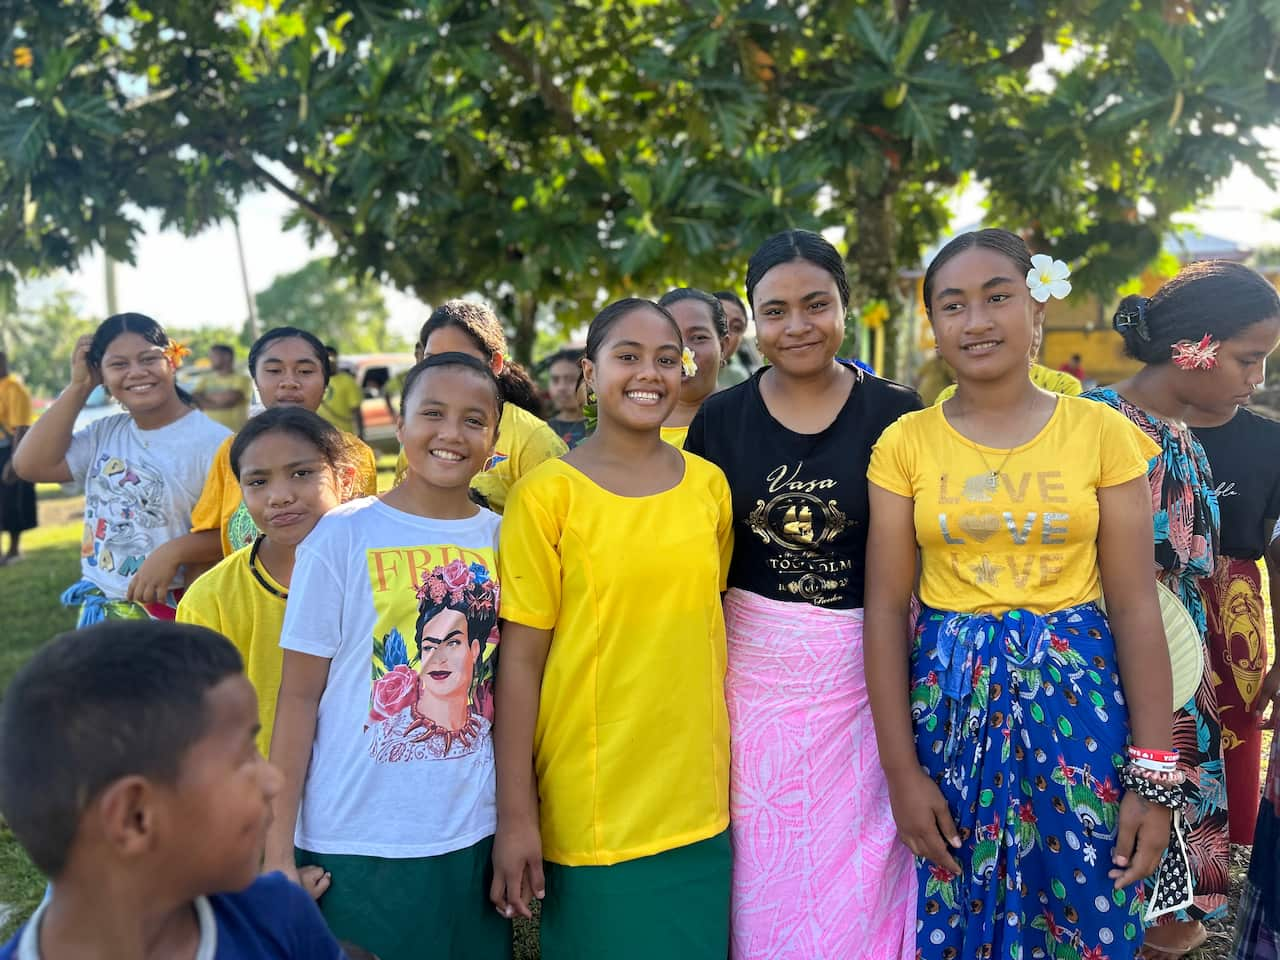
[162,339,192,369]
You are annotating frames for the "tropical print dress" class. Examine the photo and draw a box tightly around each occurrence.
[912,603,1145,959]
[1083,388,1227,923]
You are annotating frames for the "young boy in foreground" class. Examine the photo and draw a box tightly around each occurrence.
[0,620,346,959]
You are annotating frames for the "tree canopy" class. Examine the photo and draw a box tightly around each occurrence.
[4,0,1278,370]
[254,257,404,352]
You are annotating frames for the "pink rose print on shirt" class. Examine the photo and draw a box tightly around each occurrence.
[369,664,418,723]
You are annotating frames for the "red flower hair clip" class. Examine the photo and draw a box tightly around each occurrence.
[1170,334,1219,371]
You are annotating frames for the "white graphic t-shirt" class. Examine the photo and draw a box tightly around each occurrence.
[280,497,502,859]
[66,410,231,599]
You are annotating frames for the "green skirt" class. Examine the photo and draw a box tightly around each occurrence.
[540,829,731,959]
[299,835,512,960]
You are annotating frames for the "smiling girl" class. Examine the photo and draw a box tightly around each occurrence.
[263,353,510,960]
[864,229,1175,960]
[657,287,728,449]
[393,300,566,511]
[1083,261,1280,958]
[491,298,734,958]
[14,313,230,625]
[685,230,923,959]
[186,327,378,562]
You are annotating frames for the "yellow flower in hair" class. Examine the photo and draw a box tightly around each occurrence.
[681,347,698,378]
[162,339,192,369]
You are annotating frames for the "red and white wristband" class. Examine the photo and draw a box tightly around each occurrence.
[1128,746,1178,774]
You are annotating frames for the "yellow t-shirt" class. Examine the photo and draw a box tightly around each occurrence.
[195,371,254,431]
[660,424,689,449]
[933,364,1083,405]
[176,543,286,756]
[394,403,568,513]
[0,376,32,437]
[318,372,364,431]
[190,430,378,555]
[867,396,1160,615]
[499,453,734,866]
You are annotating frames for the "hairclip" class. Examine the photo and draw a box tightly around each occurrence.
[1113,298,1151,342]
[1171,334,1219,371]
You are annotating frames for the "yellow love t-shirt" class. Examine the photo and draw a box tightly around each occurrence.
[190,431,378,556]
[176,542,287,756]
[933,363,1083,405]
[394,403,567,513]
[499,453,734,866]
[867,396,1160,615]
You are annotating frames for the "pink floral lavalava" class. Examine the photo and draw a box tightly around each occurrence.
[369,664,418,723]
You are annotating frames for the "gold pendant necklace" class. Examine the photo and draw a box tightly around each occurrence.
[957,394,1039,500]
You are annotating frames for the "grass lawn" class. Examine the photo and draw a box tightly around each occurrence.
[0,486,1263,957]
[0,494,81,938]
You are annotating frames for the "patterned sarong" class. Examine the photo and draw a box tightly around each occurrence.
[723,588,915,960]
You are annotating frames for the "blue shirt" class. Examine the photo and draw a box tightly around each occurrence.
[0,873,345,959]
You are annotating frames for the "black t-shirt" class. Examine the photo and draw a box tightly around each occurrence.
[1192,407,1280,560]
[547,417,589,450]
[686,367,922,608]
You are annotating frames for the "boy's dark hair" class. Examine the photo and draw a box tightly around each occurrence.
[417,300,542,415]
[922,229,1034,315]
[658,287,729,339]
[399,352,505,439]
[542,346,585,372]
[210,343,235,359]
[0,621,244,877]
[746,230,851,311]
[1111,260,1280,364]
[230,406,350,481]
[247,327,331,386]
[89,313,196,407]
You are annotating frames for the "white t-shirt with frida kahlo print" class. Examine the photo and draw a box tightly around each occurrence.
[280,496,502,859]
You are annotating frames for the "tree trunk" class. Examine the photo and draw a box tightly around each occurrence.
[512,292,538,367]
[845,183,905,380]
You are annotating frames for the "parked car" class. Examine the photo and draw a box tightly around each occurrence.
[338,353,417,455]
[72,384,121,433]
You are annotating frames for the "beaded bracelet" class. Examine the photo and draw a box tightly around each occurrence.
[1121,764,1186,805]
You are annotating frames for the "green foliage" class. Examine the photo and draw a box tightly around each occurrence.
[253,258,406,353]
[2,0,1278,372]
[3,288,95,398]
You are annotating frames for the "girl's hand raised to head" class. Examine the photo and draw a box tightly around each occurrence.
[1108,791,1170,889]
[887,767,963,876]
[70,334,101,391]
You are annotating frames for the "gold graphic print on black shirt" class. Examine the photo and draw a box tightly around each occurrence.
[747,464,851,604]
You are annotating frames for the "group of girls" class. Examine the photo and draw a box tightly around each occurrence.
[11,224,1280,960]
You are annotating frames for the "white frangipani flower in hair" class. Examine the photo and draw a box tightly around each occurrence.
[1026,254,1072,303]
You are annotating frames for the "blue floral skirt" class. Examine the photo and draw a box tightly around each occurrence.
[911,602,1145,960]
